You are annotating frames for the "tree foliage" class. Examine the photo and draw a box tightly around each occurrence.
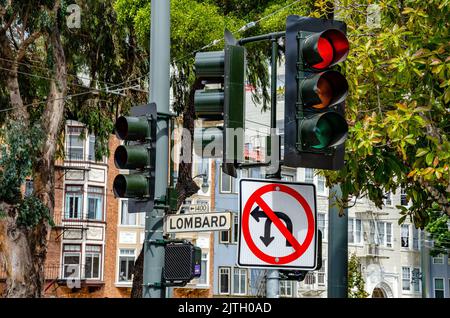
[348,253,369,298]
[318,0,449,253]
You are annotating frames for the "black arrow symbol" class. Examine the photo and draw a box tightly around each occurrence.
[251,206,293,247]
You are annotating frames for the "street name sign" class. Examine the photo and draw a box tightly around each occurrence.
[165,212,232,234]
[238,179,318,270]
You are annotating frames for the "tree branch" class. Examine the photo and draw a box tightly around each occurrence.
[16,31,41,62]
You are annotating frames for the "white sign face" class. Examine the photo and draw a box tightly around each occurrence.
[238,179,318,270]
[164,212,232,234]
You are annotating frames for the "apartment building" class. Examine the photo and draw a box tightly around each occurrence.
[42,120,130,297]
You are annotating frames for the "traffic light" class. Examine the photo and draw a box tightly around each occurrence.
[284,15,349,170]
[163,241,201,283]
[113,103,157,212]
[194,29,245,177]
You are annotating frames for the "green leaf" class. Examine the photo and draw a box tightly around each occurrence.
[416,148,428,157]
[398,215,407,225]
[426,152,434,166]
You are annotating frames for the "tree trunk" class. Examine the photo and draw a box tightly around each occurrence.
[30,26,68,298]
[0,24,67,298]
[130,81,201,297]
[0,204,40,297]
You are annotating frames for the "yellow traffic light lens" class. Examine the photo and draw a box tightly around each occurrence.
[313,77,333,109]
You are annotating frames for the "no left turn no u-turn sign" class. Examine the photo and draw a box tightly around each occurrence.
[237,179,318,270]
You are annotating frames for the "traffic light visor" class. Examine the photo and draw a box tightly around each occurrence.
[115,116,149,141]
[303,29,349,70]
[113,174,148,198]
[114,145,149,170]
[300,112,348,149]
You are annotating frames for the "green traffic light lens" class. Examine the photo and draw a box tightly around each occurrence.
[312,118,332,149]
[301,112,348,149]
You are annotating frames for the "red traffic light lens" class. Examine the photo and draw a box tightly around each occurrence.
[304,29,349,70]
[313,37,334,69]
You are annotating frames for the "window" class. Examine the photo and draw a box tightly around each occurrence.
[63,245,81,279]
[370,221,392,247]
[87,187,103,221]
[67,126,84,160]
[120,200,136,225]
[219,212,238,244]
[233,268,247,295]
[88,135,96,161]
[401,224,410,247]
[377,221,385,245]
[220,229,230,243]
[65,186,83,219]
[25,180,33,197]
[220,169,232,193]
[279,280,293,297]
[433,254,444,264]
[369,220,376,245]
[281,174,294,182]
[219,267,231,294]
[412,226,419,250]
[85,245,101,279]
[198,253,208,285]
[386,223,392,248]
[348,218,362,244]
[412,268,421,293]
[318,260,326,286]
[317,174,326,195]
[384,192,392,206]
[402,267,411,291]
[233,214,239,243]
[401,187,408,206]
[118,249,135,282]
[304,168,314,183]
[317,213,326,239]
[434,278,444,298]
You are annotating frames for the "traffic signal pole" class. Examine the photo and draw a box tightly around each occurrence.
[327,185,348,298]
[237,31,285,298]
[143,0,170,298]
[266,36,281,298]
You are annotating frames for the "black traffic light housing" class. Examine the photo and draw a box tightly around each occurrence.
[194,29,245,177]
[163,241,202,283]
[284,15,349,170]
[112,103,157,213]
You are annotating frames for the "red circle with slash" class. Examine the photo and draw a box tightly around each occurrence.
[242,183,315,264]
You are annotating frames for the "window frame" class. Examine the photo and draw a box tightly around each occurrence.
[401,224,410,248]
[232,267,248,296]
[348,218,363,245]
[62,244,82,280]
[64,185,84,220]
[434,278,445,298]
[433,254,444,264]
[66,126,85,161]
[279,280,293,297]
[118,249,136,283]
[120,199,137,226]
[218,267,231,295]
[86,186,104,221]
[402,267,411,291]
[219,168,233,194]
[84,245,102,280]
